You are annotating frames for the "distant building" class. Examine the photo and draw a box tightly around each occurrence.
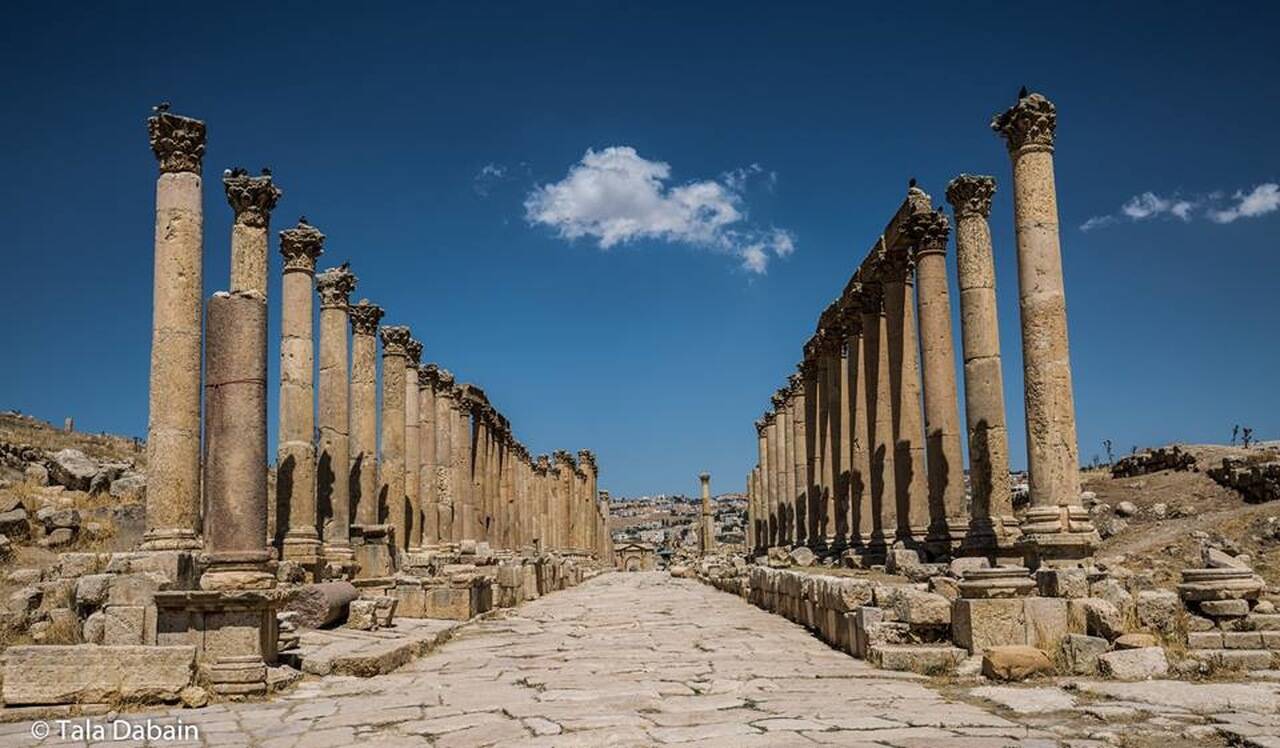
[615,542,657,572]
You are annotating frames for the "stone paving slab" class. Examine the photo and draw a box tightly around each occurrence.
[290,617,462,677]
[7,572,1279,746]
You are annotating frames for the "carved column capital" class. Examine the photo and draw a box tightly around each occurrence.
[406,338,423,367]
[436,367,455,389]
[279,218,325,273]
[147,108,206,174]
[907,209,951,257]
[945,174,996,219]
[754,418,767,435]
[315,265,357,309]
[379,325,411,356]
[992,92,1057,153]
[418,365,435,389]
[223,170,281,228]
[348,300,385,335]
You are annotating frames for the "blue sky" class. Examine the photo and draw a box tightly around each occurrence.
[1,2,1277,497]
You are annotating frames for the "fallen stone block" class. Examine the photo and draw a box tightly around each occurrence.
[952,598,1025,653]
[1135,590,1181,631]
[1114,632,1158,650]
[281,581,359,628]
[1076,598,1125,641]
[1098,647,1169,680]
[981,645,1054,681]
[1061,633,1109,675]
[1,645,195,705]
[868,644,965,675]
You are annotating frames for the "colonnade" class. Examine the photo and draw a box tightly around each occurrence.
[746,91,1098,568]
[142,107,613,585]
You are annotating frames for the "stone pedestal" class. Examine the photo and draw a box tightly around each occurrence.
[153,590,277,698]
[277,220,325,573]
[992,92,1097,566]
[143,109,206,551]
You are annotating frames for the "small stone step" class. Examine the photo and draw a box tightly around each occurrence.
[867,644,966,675]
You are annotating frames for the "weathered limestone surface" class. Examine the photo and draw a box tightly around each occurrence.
[379,325,411,549]
[278,219,324,565]
[2,645,196,705]
[348,300,384,526]
[316,265,357,561]
[143,110,206,550]
[404,339,423,551]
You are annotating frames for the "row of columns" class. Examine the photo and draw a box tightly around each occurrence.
[747,91,1098,568]
[141,107,612,584]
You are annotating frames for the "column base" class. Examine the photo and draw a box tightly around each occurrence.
[200,550,276,591]
[925,517,968,560]
[1018,504,1099,569]
[142,528,202,551]
[282,533,325,576]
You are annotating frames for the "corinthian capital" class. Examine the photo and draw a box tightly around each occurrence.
[223,170,281,228]
[379,325,411,356]
[348,299,385,335]
[280,218,325,272]
[406,338,423,367]
[316,264,357,309]
[945,175,996,219]
[991,92,1057,153]
[147,108,206,174]
[436,367,455,389]
[907,209,951,257]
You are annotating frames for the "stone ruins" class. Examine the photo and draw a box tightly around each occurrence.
[696,90,1280,682]
[0,106,612,707]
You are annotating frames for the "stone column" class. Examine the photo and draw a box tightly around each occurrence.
[909,209,968,555]
[418,365,439,549]
[992,91,1097,565]
[277,219,324,568]
[946,175,1018,554]
[754,421,767,552]
[316,265,357,565]
[201,291,272,588]
[404,339,422,551]
[143,109,206,550]
[824,331,846,548]
[223,170,281,295]
[455,388,476,542]
[800,358,820,547]
[348,300,385,526]
[762,412,773,545]
[555,451,576,551]
[842,300,871,550]
[699,472,714,554]
[777,391,794,546]
[768,394,788,545]
[434,369,457,543]
[536,455,552,550]
[580,450,598,553]
[881,244,928,543]
[379,325,411,550]
[788,373,808,548]
[811,350,829,545]
[860,276,895,554]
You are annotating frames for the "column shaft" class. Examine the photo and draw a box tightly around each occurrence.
[379,326,410,550]
[349,302,384,526]
[316,267,356,563]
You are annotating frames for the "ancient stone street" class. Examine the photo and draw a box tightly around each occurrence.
[10,571,1275,747]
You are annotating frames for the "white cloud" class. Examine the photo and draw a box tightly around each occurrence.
[1081,183,1277,231]
[525,147,793,273]
[1208,183,1280,224]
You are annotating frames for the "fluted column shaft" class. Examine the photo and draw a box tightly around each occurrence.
[143,111,205,550]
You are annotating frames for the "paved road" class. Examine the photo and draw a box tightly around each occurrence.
[14,571,1273,746]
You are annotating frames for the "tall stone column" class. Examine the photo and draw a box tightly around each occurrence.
[223,169,281,296]
[992,91,1097,565]
[554,451,576,551]
[788,373,808,547]
[316,265,357,565]
[768,394,788,545]
[201,291,272,588]
[810,351,829,545]
[777,391,794,546]
[860,276,895,553]
[404,339,422,551]
[278,219,324,568]
[909,209,968,555]
[143,109,206,551]
[434,370,457,543]
[348,301,385,526]
[824,332,846,548]
[753,420,767,551]
[580,450,598,554]
[699,472,714,554]
[841,301,869,548]
[946,175,1018,554]
[418,365,439,549]
[536,455,552,550]
[800,358,820,546]
[379,325,411,550]
[455,388,476,542]
[766,400,783,548]
[881,246,928,542]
